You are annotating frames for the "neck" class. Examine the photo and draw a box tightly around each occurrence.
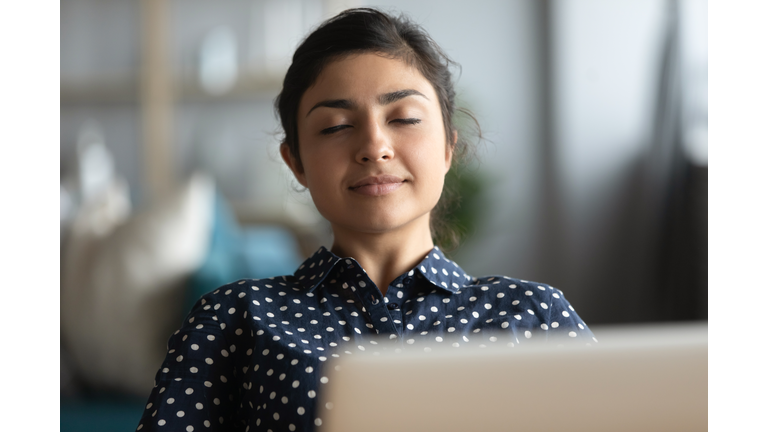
[330,215,434,296]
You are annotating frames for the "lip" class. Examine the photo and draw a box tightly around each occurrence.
[349,175,406,196]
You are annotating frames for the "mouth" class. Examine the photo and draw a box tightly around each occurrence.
[349,175,406,196]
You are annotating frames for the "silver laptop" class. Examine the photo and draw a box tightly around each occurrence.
[317,322,707,432]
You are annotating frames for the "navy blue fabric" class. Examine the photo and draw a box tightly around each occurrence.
[137,246,595,431]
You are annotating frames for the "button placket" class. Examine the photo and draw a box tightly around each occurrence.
[384,290,404,336]
[351,277,398,336]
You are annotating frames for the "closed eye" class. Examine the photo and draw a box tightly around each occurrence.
[391,118,421,125]
[320,125,352,135]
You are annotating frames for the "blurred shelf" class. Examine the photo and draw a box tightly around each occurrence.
[61,71,284,105]
[61,76,139,105]
[176,71,284,103]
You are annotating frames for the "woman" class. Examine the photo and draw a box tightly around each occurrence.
[137,8,594,432]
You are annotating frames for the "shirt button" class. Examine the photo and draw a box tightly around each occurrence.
[387,303,399,310]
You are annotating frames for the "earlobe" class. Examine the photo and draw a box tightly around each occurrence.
[280,144,308,187]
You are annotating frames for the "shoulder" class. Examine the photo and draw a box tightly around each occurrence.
[463,275,563,302]
[185,275,310,326]
[461,274,594,339]
[195,275,304,304]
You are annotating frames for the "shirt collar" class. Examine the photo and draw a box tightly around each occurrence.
[293,246,341,292]
[413,246,473,293]
[293,246,474,294]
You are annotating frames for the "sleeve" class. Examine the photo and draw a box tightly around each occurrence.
[135,295,242,432]
[544,287,597,345]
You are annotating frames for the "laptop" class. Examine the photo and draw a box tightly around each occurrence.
[317,322,707,432]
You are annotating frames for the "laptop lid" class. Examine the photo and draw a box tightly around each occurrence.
[317,322,707,432]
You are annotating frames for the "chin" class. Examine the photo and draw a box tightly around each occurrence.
[336,209,432,236]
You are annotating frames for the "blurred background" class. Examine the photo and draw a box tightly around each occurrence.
[60,0,707,430]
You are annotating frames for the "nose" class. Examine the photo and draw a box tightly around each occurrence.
[355,120,394,163]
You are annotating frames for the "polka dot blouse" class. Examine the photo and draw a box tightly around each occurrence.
[136,246,595,431]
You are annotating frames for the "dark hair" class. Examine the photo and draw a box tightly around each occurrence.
[274,7,479,249]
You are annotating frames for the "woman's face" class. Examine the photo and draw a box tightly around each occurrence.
[282,53,452,237]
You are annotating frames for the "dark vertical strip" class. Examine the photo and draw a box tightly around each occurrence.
[533,0,567,293]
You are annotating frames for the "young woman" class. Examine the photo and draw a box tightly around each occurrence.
[137,8,594,432]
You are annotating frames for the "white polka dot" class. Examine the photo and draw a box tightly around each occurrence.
[167,398,175,404]
[562,311,570,317]
[274,413,280,420]
[158,420,166,426]
[186,426,194,432]
[569,331,577,338]
[191,344,199,350]
[196,403,203,410]
[320,376,329,384]
[501,322,509,329]
[551,322,560,328]
[207,335,215,341]
[308,390,316,398]
[176,355,183,362]
[292,380,300,388]
[177,411,185,417]
[484,303,492,310]
[185,388,193,395]
[305,366,313,373]
[541,323,549,330]
[297,407,305,415]
[430,306,438,312]
[525,331,532,338]
[315,418,323,426]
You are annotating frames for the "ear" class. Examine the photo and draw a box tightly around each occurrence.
[280,144,308,188]
[444,130,457,172]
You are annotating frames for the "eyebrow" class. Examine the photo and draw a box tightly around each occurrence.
[305,89,428,117]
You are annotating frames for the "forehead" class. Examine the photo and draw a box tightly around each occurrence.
[298,53,438,113]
